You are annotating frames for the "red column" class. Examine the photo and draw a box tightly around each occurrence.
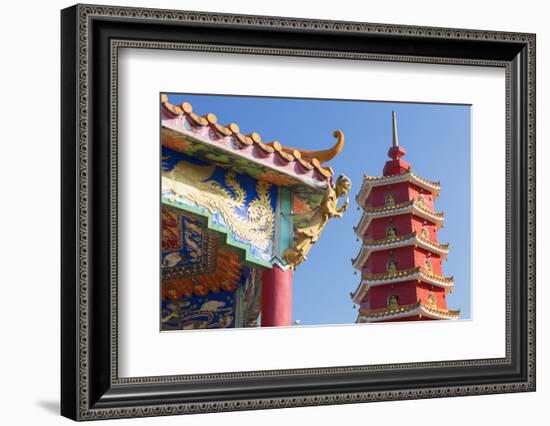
[261,265,293,327]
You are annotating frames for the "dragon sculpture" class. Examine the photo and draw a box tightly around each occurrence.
[162,160,275,251]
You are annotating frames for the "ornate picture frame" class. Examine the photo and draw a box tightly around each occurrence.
[61,4,535,420]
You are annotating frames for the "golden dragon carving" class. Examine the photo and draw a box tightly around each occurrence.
[162,160,275,251]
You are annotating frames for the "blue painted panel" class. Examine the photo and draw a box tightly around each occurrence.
[162,147,279,265]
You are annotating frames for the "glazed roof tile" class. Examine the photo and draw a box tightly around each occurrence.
[161,95,344,189]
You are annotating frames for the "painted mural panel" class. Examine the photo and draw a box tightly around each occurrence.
[161,206,264,331]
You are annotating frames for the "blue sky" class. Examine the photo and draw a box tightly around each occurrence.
[167,93,472,323]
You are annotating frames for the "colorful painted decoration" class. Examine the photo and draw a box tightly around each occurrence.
[161,207,264,330]
[162,149,277,265]
[161,291,237,330]
[160,95,347,331]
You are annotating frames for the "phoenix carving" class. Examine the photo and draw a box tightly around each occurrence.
[162,160,275,251]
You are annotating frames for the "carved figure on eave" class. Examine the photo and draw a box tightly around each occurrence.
[283,175,351,269]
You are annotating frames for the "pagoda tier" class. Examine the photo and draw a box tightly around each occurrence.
[354,200,445,238]
[356,170,440,206]
[352,112,459,323]
[352,232,450,270]
[351,267,455,303]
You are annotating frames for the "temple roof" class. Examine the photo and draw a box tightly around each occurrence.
[354,200,445,238]
[161,95,345,190]
[356,170,441,206]
[357,301,460,322]
[351,232,449,269]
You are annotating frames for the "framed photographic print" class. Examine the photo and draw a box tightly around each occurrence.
[61,3,536,421]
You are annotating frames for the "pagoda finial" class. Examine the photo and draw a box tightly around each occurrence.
[384,111,409,174]
[392,111,399,148]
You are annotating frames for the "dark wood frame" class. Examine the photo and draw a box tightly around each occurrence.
[61,3,536,421]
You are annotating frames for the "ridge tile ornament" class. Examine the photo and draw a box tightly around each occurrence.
[351,112,460,322]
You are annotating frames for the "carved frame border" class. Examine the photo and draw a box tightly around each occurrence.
[61,3,535,421]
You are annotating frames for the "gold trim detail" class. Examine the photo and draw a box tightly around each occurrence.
[364,200,444,219]
[361,267,454,284]
[363,171,440,188]
[269,130,345,163]
[358,301,460,320]
[362,232,449,252]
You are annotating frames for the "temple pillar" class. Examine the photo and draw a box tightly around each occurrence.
[261,265,293,327]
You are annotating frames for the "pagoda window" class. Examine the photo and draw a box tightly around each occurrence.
[387,259,398,274]
[385,192,396,206]
[427,292,436,307]
[386,226,398,238]
[421,227,430,240]
[388,294,399,309]
[424,258,433,273]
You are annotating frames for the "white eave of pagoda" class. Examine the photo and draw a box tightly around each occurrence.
[356,170,441,207]
[351,267,454,304]
[351,232,449,270]
[354,201,445,238]
[356,302,460,322]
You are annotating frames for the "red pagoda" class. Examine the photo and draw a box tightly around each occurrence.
[351,112,460,322]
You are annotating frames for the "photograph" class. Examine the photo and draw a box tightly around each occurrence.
[160,93,471,331]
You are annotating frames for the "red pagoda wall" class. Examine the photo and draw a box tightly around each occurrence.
[363,215,416,240]
[361,282,449,311]
[368,183,410,206]
[363,281,419,309]
[368,182,435,209]
[363,246,415,274]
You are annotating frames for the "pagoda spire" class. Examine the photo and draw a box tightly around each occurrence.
[384,111,411,175]
[392,111,399,148]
